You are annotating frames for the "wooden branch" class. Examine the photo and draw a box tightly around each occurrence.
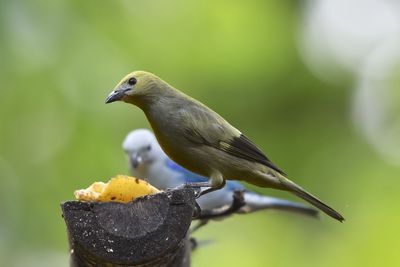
[61,187,248,266]
[61,188,196,267]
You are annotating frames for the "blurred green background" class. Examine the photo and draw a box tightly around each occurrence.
[1,0,400,266]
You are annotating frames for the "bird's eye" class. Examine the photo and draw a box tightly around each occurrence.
[128,77,137,86]
[146,145,151,151]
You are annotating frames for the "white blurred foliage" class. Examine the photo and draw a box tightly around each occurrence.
[300,0,400,165]
[299,0,400,84]
[353,37,400,165]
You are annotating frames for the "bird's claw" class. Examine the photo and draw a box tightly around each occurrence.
[192,201,202,219]
[231,190,246,209]
[168,184,204,198]
[192,189,246,222]
[193,188,202,198]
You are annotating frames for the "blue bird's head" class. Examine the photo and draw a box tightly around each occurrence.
[122,129,166,173]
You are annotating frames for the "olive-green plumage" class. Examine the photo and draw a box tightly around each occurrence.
[106,71,344,222]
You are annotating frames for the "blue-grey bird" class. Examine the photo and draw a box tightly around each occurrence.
[122,129,319,218]
[106,71,345,222]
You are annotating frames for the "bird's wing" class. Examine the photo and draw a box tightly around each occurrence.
[180,105,286,175]
[219,134,286,175]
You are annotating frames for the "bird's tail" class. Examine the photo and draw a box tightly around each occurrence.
[241,191,319,218]
[278,175,345,222]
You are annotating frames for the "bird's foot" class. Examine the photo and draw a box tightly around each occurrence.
[174,182,213,198]
[193,190,246,221]
[230,190,246,211]
[182,182,212,189]
[171,183,206,198]
[193,188,202,198]
[192,201,202,219]
[196,179,226,198]
[196,187,216,198]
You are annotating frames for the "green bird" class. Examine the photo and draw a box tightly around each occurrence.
[106,71,344,222]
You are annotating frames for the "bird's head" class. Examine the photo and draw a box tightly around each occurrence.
[105,71,167,105]
[122,129,166,172]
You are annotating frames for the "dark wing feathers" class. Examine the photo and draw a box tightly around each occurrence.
[180,105,286,175]
[220,134,286,175]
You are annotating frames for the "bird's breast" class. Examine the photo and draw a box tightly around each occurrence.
[157,134,210,177]
[144,104,212,177]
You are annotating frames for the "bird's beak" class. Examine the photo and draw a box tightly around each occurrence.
[130,154,143,169]
[105,90,125,104]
